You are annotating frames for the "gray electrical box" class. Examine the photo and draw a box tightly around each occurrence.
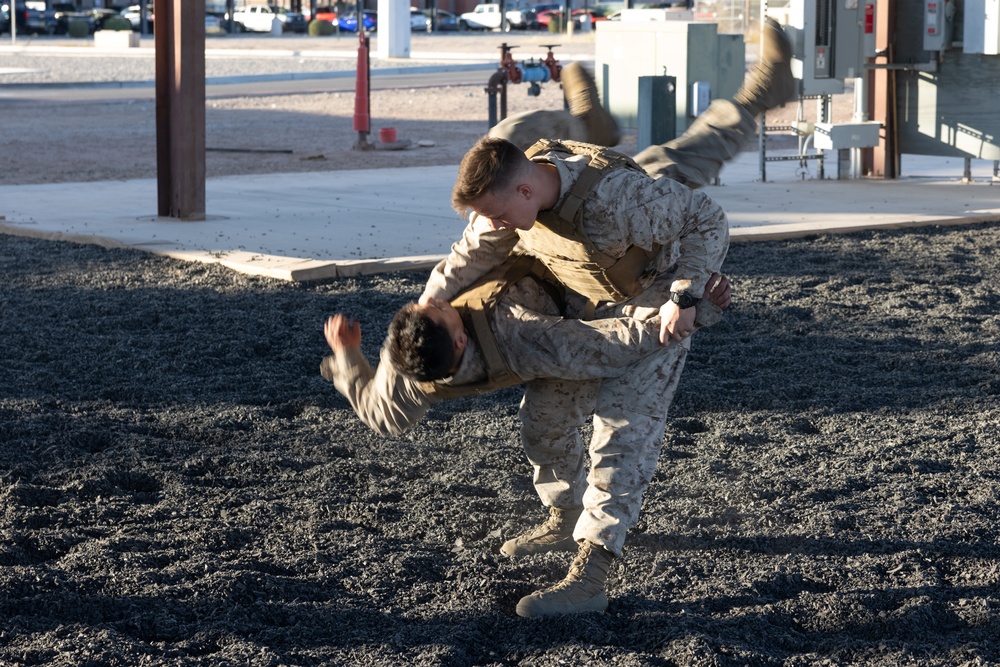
[813,121,882,149]
[595,21,744,135]
[786,0,871,95]
[637,76,677,151]
[923,0,948,50]
[691,81,711,116]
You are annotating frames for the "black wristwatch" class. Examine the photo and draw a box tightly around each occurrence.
[670,291,700,309]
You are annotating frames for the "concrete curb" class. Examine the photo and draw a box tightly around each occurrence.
[7,213,997,282]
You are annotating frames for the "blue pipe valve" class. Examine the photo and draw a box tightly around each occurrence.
[518,63,551,84]
[518,63,550,97]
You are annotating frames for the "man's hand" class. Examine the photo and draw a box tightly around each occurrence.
[659,301,697,345]
[659,273,731,344]
[324,314,361,354]
[705,272,732,310]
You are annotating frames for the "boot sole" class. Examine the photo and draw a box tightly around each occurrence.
[500,537,578,557]
[515,591,609,618]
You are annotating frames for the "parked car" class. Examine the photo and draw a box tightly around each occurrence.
[572,8,607,27]
[530,7,599,29]
[0,1,57,34]
[121,4,153,31]
[409,7,427,30]
[230,5,275,31]
[310,5,337,23]
[336,9,375,31]
[410,7,457,31]
[522,2,559,29]
[52,2,95,34]
[531,7,560,29]
[268,4,307,32]
[205,13,224,33]
[459,2,524,30]
[90,7,125,30]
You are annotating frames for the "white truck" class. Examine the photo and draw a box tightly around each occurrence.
[459,3,526,30]
[230,4,281,33]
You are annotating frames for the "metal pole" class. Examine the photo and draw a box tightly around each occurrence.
[870,0,897,178]
[757,2,766,182]
[817,95,830,179]
[155,0,207,219]
[851,75,867,178]
[353,28,372,149]
[758,112,766,182]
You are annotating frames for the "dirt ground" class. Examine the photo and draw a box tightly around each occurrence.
[0,72,583,185]
[2,219,999,665]
[0,58,848,186]
[3,52,997,667]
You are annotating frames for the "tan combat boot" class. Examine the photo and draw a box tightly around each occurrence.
[515,540,615,618]
[734,17,796,116]
[500,506,582,557]
[560,62,621,147]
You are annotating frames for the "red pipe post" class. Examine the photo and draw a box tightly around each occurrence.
[353,29,371,139]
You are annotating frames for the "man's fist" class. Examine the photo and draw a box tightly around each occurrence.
[325,314,361,354]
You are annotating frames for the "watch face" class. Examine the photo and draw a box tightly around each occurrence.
[672,292,696,308]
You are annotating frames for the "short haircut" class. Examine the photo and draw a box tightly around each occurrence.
[386,302,458,382]
[451,136,529,216]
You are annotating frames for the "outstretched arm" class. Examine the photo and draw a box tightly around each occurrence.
[320,315,438,437]
[324,314,361,354]
[420,213,521,302]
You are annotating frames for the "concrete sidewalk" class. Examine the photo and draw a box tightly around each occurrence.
[2,150,999,281]
[2,33,998,280]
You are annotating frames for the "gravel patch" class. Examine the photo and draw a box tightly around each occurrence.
[1,221,998,665]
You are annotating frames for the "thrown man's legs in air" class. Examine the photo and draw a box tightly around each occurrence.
[490,18,796,191]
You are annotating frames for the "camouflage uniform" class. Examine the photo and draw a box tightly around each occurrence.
[323,276,723,438]
[489,109,589,152]
[422,150,729,556]
[490,99,757,190]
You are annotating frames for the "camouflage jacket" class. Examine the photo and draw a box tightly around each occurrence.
[323,277,722,437]
[423,148,729,304]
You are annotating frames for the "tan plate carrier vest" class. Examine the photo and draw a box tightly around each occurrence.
[420,255,561,399]
[520,139,661,305]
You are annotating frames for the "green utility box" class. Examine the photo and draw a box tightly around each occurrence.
[595,20,745,136]
[637,75,677,151]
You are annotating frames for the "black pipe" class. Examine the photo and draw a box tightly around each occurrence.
[486,69,507,129]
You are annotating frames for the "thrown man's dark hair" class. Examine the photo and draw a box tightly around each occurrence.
[386,302,458,382]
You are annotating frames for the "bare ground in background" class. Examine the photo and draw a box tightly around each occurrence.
[0,61,850,185]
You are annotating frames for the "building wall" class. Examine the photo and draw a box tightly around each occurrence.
[894,0,1000,159]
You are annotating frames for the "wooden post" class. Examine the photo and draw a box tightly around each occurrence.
[867,0,896,179]
[155,0,206,220]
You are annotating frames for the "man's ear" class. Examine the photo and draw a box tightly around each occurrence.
[453,330,469,358]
